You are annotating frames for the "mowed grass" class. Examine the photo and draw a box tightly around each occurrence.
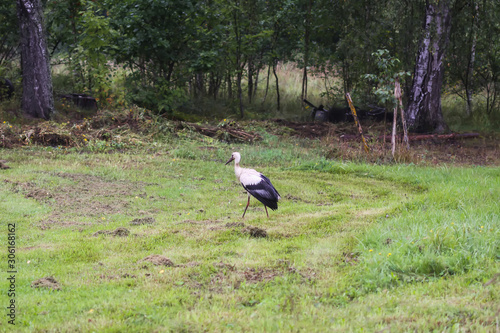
[0,141,499,332]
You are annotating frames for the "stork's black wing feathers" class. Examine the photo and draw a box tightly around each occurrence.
[259,174,281,198]
[241,174,280,210]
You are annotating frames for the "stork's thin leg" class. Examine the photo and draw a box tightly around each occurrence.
[264,205,269,218]
[242,193,251,218]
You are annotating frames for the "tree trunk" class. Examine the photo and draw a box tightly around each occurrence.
[406,0,451,133]
[17,0,54,120]
[237,69,244,117]
[195,72,205,97]
[247,56,254,104]
[465,1,479,116]
[273,60,280,111]
[253,66,260,99]
[226,73,232,99]
[301,0,312,105]
[262,65,271,104]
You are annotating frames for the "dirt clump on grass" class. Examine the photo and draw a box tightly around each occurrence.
[31,276,61,290]
[0,160,10,169]
[340,252,360,266]
[3,180,54,202]
[130,217,156,225]
[213,261,236,271]
[92,227,130,237]
[140,255,175,267]
[242,226,267,238]
[242,268,283,283]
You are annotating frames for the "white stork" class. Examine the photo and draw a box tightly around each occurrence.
[225,152,281,218]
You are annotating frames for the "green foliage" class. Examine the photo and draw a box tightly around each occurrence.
[446,0,500,116]
[442,91,500,132]
[0,0,18,66]
[46,0,118,105]
[75,1,117,101]
[364,49,410,106]
[124,74,189,114]
[1,0,498,124]
[107,0,197,111]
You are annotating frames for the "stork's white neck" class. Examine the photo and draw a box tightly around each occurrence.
[234,162,242,179]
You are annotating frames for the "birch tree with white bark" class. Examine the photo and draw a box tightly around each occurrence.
[406,0,452,133]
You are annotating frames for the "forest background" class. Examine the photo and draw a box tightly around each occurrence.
[1,0,499,132]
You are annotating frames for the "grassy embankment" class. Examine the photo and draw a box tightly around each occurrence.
[0,134,498,332]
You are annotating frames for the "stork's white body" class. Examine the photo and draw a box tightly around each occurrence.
[226,152,281,218]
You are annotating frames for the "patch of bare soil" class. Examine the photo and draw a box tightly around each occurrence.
[4,172,150,227]
[140,255,175,267]
[31,276,61,290]
[241,226,267,238]
[130,217,156,225]
[49,172,146,216]
[183,260,315,294]
[242,267,283,283]
[92,227,130,237]
[38,219,92,230]
[210,261,314,292]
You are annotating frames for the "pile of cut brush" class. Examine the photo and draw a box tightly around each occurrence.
[1,119,127,149]
[22,123,75,146]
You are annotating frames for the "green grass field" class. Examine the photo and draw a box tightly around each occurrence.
[1,134,499,332]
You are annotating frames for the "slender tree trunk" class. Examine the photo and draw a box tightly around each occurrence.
[226,74,233,99]
[232,5,244,117]
[17,0,54,120]
[392,102,397,157]
[301,0,312,105]
[248,57,253,104]
[262,65,271,104]
[195,73,205,97]
[465,1,479,116]
[406,0,451,133]
[237,69,243,117]
[273,60,280,111]
[253,66,260,99]
[342,60,350,99]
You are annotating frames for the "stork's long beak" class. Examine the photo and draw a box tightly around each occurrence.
[225,156,235,165]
